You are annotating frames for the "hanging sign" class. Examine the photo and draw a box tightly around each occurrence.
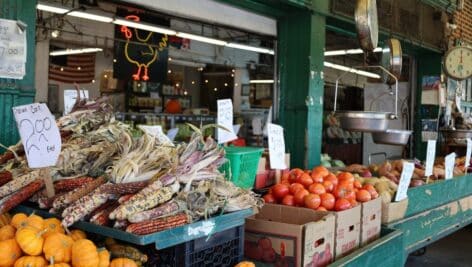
[268,123,287,169]
[0,18,27,79]
[394,161,414,202]
[217,99,237,144]
[444,152,456,180]
[424,140,436,177]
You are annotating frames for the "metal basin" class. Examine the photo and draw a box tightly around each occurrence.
[337,111,389,132]
[372,129,412,145]
[441,129,472,139]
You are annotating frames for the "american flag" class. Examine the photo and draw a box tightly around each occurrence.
[49,54,96,84]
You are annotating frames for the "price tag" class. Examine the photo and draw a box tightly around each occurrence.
[233,124,241,135]
[64,89,88,115]
[166,128,179,142]
[444,152,456,180]
[13,103,61,198]
[466,139,472,172]
[424,140,436,177]
[263,106,272,136]
[217,99,237,144]
[138,125,173,146]
[395,162,414,202]
[252,117,263,135]
[268,123,287,169]
[0,18,27,79]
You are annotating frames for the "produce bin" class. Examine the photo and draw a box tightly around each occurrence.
[328,228,404,267]
[221,146,264,189]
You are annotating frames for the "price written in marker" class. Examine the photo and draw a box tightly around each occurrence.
[424,140,436,177]
[217,99,237,144]
[466,139,472,173]
[395,162,414,202]
[444,152,456,180]
[267,123,287,169]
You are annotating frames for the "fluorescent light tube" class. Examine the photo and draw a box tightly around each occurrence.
[249,79,274,84]
[324,47,387,56]
[114,18,176,35]
[37,3,68,14]
[69,11,113,23]
[176,32,227,46]
[49,48,103,56]
[323,62,381,79]
[226,43,274,55]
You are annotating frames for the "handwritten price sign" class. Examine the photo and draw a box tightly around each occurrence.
[268,123,287,169]
[395,161,414,202]
[12,103,61,168]
[0,18,26,79]
[217,99,237,144]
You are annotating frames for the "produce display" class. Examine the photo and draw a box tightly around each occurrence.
[0,212,143,266]
[263,166,380,211]
[0,104,261,236]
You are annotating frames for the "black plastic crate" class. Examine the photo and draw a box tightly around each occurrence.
[145,225,244,267]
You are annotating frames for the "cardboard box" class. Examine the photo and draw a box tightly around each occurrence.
[254,154,290,189]
[245,204,335,267]
[360,198,382,245]
[331,205,361,259]
[381,199,408,224]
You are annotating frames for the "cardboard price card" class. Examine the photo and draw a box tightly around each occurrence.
[424,140,436,177]
[12,103,61,168]
[217,99,237,144]
[268,123,287,169]
[394,162,414,202]
[444,152,456,180]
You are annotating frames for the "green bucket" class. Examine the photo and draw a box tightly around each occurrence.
[221,146,264,189]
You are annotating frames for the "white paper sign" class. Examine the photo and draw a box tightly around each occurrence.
[263,106,272,137]
[252,117,263,135]
[445,152,456,180]
[64,89,89,115]
[395,162,414,202]
[233,124,241,135]
[268,123,286,169]
[138,125,173,146]
[424,140,436,177]
[217,99,237,144]
[166,128,179,141]
[466,139,472,172]
[0,18,27,79]
[12,103,61,168]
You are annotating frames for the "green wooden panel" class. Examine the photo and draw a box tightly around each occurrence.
[386,196,472,254]
[329,228,404,267]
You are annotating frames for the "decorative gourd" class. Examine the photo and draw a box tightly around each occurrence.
[0,225,16,241]
[43,218,64,238]
[0,213,11,227]
[68,230,86,241]
[11,213,27,229]
[109,258,137,267]
[43,233,73,263]
[97,248,110,267]
[71,239,99,267]
[13,256,47,267]
[235,261,256,267]
[0,239,22,267]
[47,257,70,267]
[165,99,182,114]
[15,227,47,256]
[22,214,44,230]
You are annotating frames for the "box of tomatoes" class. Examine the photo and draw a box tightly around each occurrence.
[244,204,335,267]
[330,204,361,260]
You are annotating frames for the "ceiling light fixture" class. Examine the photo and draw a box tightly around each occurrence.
[69,11,113,23]
[36,3,68,13]
[114,18,177,35]
[226,43,275,55]
[49,47,102,56]
[323,62,381,79]
[324,47,388,56]
[176,32,227,46]
[249,79,274,84]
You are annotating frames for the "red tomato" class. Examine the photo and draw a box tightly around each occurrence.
[362,184,379,199]
[272,184,290,200]
[335,198,352,211]
[289,183,305,195]
[312,166,329,178]
[308,183,326,195]
[304,193,321,210]
[353,180,362,189]
[320,193,336,210]
[322,180,334,192]
[297,173,314,188]
[311,173,324,184]
[281,195,295,206]
[294,189,309,206]
[333,186,355,200]
[349,198,358,207]
[323,173,338,187]
[337,180,354,190]
[263,194,276,204]
[337,172,355,183]
[356,189,372,202]
[316,206,328,211]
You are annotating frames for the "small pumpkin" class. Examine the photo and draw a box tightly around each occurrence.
[43,218,64,238]
[43,233,73,263]
[0,213,11,227]
[68,230,86,241]
[21,214,44,230]
[235,261,256,267]
[47,257,70,267]
[13,256,47,267]
[0,225,16,241]
[97,248,110,267]
[15,227,47,256]
[71,239,99,267]
[0,239,22,267]
[11,213,27,229]
[109,258,137,267]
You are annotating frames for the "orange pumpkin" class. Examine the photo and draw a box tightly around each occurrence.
[43,233,73,263]
[0,225,16,241]
[68,230,86,241]
[71,239,99,267]
[11,213,27,229]
[18,214,44,230]
[235,261,256,267]
[109,258,137,267]
[97,248,110,267]
[15,227,47,256]
[42,218,64,238]
[46,257,70,267]
[165,99,182,114]
[13,256,47,267]
[0,213,11,227]
[0,239,22,267]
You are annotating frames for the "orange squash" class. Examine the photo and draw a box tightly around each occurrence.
[15,227,47,256]
[11,213,27,229]
[97,248,110,267]
[0,225,16,241]
[235,261,256,267]
[71,239,99,267]
[68,230,86,241]
[109,258,137,267]
[0,239,22,267]
[43,218,64,238]
[43,233,73,263]
[13,256,47,267]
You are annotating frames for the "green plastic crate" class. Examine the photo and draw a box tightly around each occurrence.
[221,146,264,189]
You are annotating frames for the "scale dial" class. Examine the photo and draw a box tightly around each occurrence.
[444,46,472,81]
